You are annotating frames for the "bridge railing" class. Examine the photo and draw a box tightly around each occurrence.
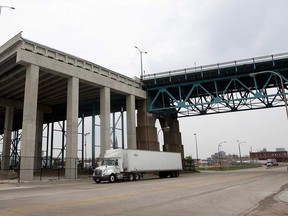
[143,52,288,80]
[16,34,142,89]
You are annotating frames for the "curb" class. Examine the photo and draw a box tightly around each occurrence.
[275,189,288,203]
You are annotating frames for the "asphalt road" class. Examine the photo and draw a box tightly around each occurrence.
[0,166,287,216]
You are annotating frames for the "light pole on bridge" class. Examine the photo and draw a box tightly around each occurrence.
[135,46,147,79]
[0,5,15,16]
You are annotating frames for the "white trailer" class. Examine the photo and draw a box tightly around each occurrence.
[93,149,182,183]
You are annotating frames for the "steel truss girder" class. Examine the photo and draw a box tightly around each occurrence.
[147,72,288,117]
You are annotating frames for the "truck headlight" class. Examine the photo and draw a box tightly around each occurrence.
[102,170,108,176]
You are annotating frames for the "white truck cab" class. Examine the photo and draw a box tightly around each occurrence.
[93,150,125,183]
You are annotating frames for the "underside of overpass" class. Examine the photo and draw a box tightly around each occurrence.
[0,35,140,134]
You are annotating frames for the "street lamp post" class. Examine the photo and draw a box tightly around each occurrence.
[135,46,147,79]
[194,133,199,168]
[157,126,170,151]
[237,140,245,164]
[218,141,226,166]
[249,70,288,120]
[0,5,15,15]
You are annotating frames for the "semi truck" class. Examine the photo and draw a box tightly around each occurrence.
[93,149,182,183]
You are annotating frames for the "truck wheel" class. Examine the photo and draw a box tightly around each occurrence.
[128,173,134,181]
[95,179,101,184]
[133,173,140,181]
[109,174,116,183]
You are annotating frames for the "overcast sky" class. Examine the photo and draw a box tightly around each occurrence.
[1,0,288,159]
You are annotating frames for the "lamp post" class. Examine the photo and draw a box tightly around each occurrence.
[135,46,147,79]
[194,133,199,168]
[218,141,226,166]
[157,126,170,151]
[249,70,288,120]
[237,140,245,164]
[0,5,15,15]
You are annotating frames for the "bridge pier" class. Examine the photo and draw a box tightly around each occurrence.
[1,106,14,170]
[65,77,79,179]
[20,64,39,181]
[34,111,44,172]
[100,87,110,158]
[160,117,184,157]
[136,100,159,151]
[136,100,184,156]
[127,95,137,149]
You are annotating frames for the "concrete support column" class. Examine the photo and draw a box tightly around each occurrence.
[65,77,79,179]
[1,106,14,170]
[136,100,158,151]
[20,64,39,181]
[161,117,184,157]
[34,111,44,171]
[100,87,110,157]
[126,95,136,149]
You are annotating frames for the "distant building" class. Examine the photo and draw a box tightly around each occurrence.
[276,148,285,152]
[209,152,249,165]
[250,151,288,162]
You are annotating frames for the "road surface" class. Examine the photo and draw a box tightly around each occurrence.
[0,166,287,215]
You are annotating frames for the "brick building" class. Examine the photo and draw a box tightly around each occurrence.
[250,151,288,162]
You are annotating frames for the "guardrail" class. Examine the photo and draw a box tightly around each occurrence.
[143,52,288,80]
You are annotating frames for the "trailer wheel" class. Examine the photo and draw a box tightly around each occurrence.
[128,173,134,181]
[159,172,168,178]
[175,171,180,177]
[109,174,116,183]
[133,173,140,181]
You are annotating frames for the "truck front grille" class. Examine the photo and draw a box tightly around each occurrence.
[94,169,102,176]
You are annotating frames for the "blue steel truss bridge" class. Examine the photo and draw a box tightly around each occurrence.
[142,52,288,118]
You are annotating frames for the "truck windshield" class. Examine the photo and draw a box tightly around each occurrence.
[102,159,115,166]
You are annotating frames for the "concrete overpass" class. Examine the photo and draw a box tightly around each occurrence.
[1,33,166,181]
